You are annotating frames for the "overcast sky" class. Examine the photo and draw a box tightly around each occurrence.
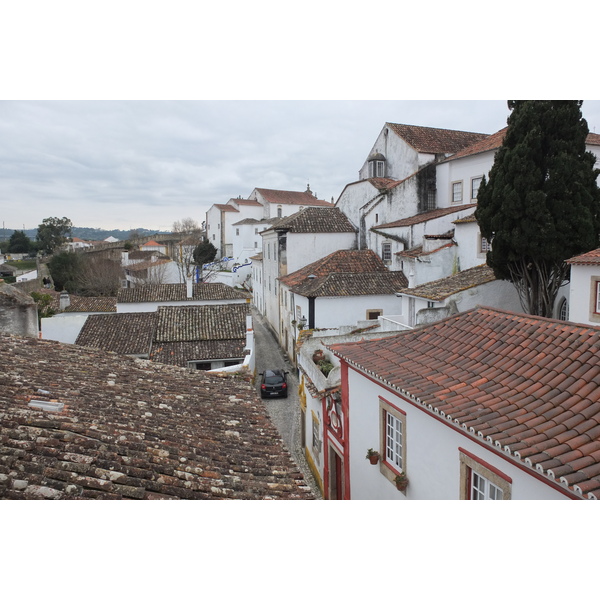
[2,100,599,234]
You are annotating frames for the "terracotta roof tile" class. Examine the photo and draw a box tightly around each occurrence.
[375,204,477,230]
[279,249,388,289]
[398,264,496,301]
[255,188,332,206]
[329,306,600,498]
[264,207,356,235]
[118,283,251,303]
[386,123,489,154]
[0,335,313,500]
[566,247,600,265]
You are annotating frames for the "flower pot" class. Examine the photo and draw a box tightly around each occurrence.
[369,454,380,465]
[396,480,408,492]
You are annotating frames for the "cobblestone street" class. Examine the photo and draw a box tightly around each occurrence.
[252,309,322,499]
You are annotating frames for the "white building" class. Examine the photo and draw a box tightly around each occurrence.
[328,306,600,500]
[566,248,600,326]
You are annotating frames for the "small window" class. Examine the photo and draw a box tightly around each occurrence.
[255,228,258,235]
[378,398,407,489]
[277,206,283,218]
[452,181,463,203]
[471,176,483,200]
[382,243,392,263]
[236,228,240,236]
[596,282,600,314]
[480,236,492,254]
[459,449,511,500]
[367,309,383,320]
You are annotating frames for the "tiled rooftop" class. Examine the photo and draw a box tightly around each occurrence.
[76,312,158,355]
[386,123,489,155]
[566,248,600,265]
[213,204,240,212]
[118,283,251,303]
[396,242,455,260]
[398,264,495,300]
[279,249,389,289]
[265,207,356,235]
[255,188,332,206]
[374,204,477,229]
[64,296,117,313]
[330,306,600,499]
[153,304,249,342]
[288,271,409,298]
[0,335,313,499]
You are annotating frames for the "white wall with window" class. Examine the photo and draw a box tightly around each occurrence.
[567,261,600,326]
[344,365,569,500]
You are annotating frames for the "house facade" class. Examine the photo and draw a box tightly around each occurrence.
[256,207,357,339]
[328,307,600,500]
[206,187,332,261]
[566,248,600,326]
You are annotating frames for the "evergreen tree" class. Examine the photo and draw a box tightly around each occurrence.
[7,230,31,254]
[193,239,218,267]
[475,100,600,317]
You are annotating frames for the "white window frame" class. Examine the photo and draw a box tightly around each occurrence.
[471,176,483,200]
[459,448,511,500]
[596,281,600,314]
[378,397,407,486]
[382,242,392,262]
[452,181,463,203]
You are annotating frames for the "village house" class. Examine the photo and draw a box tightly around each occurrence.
[257,207,357,339]
[206,187,332,260]
[566,248,600,326]
[326,307,600,500]
[76,303,254,372]
[0,333,312,499]
[277,249,407,360]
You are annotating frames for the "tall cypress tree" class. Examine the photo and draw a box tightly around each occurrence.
[475,100,600,317]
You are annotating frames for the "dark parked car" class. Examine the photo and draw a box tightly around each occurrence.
[259,369,289,398]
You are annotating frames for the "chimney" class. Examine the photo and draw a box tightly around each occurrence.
[59,291,70,311]
[186,277,193,298]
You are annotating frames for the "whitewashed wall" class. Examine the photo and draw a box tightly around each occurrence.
[311,294,402,330]
[436,152,494,208]
[346,366,569,500]
[568,263,600,326]
[42,313,91,344]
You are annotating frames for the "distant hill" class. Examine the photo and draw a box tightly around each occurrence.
[2,227,172,242]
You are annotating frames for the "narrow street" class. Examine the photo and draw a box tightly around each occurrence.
[252,308,322,498]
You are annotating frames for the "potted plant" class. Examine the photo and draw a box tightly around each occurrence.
[394,472,409,492]
[366,448,380,465]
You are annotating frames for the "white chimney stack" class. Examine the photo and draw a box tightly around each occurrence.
[186,277,193,298]
[59,291,70,311]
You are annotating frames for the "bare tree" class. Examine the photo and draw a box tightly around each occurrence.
[76,255,123,296]
[172,217,204,281]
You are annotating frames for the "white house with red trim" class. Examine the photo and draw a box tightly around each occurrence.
[326,307,600,500]
[566,248,600,326]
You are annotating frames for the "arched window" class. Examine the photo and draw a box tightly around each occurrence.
[558,298,568,321]
[277,206,283,218]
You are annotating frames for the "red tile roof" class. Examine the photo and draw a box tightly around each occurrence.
[213,204,240,212]
[566,248,600,265]
[374,204,477,229]
[386,123,489,155]
[330,307,600,498]
[255,188,332,206]
[279,249,388,288]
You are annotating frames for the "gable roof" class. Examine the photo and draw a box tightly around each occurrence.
[279,249,388,288]
[398,264,496,300]
[330,306,600,499]
[289,271,409,298]
[386,123,489,155]
[566,248,600,265]
[264,207,356,235]
[444,128,600,162]
[117,283,251,303]
[255,188,332,206]
[0,334,313,499]
[373,204,477,230]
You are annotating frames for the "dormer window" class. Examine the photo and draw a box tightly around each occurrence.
[367,153,386,178]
